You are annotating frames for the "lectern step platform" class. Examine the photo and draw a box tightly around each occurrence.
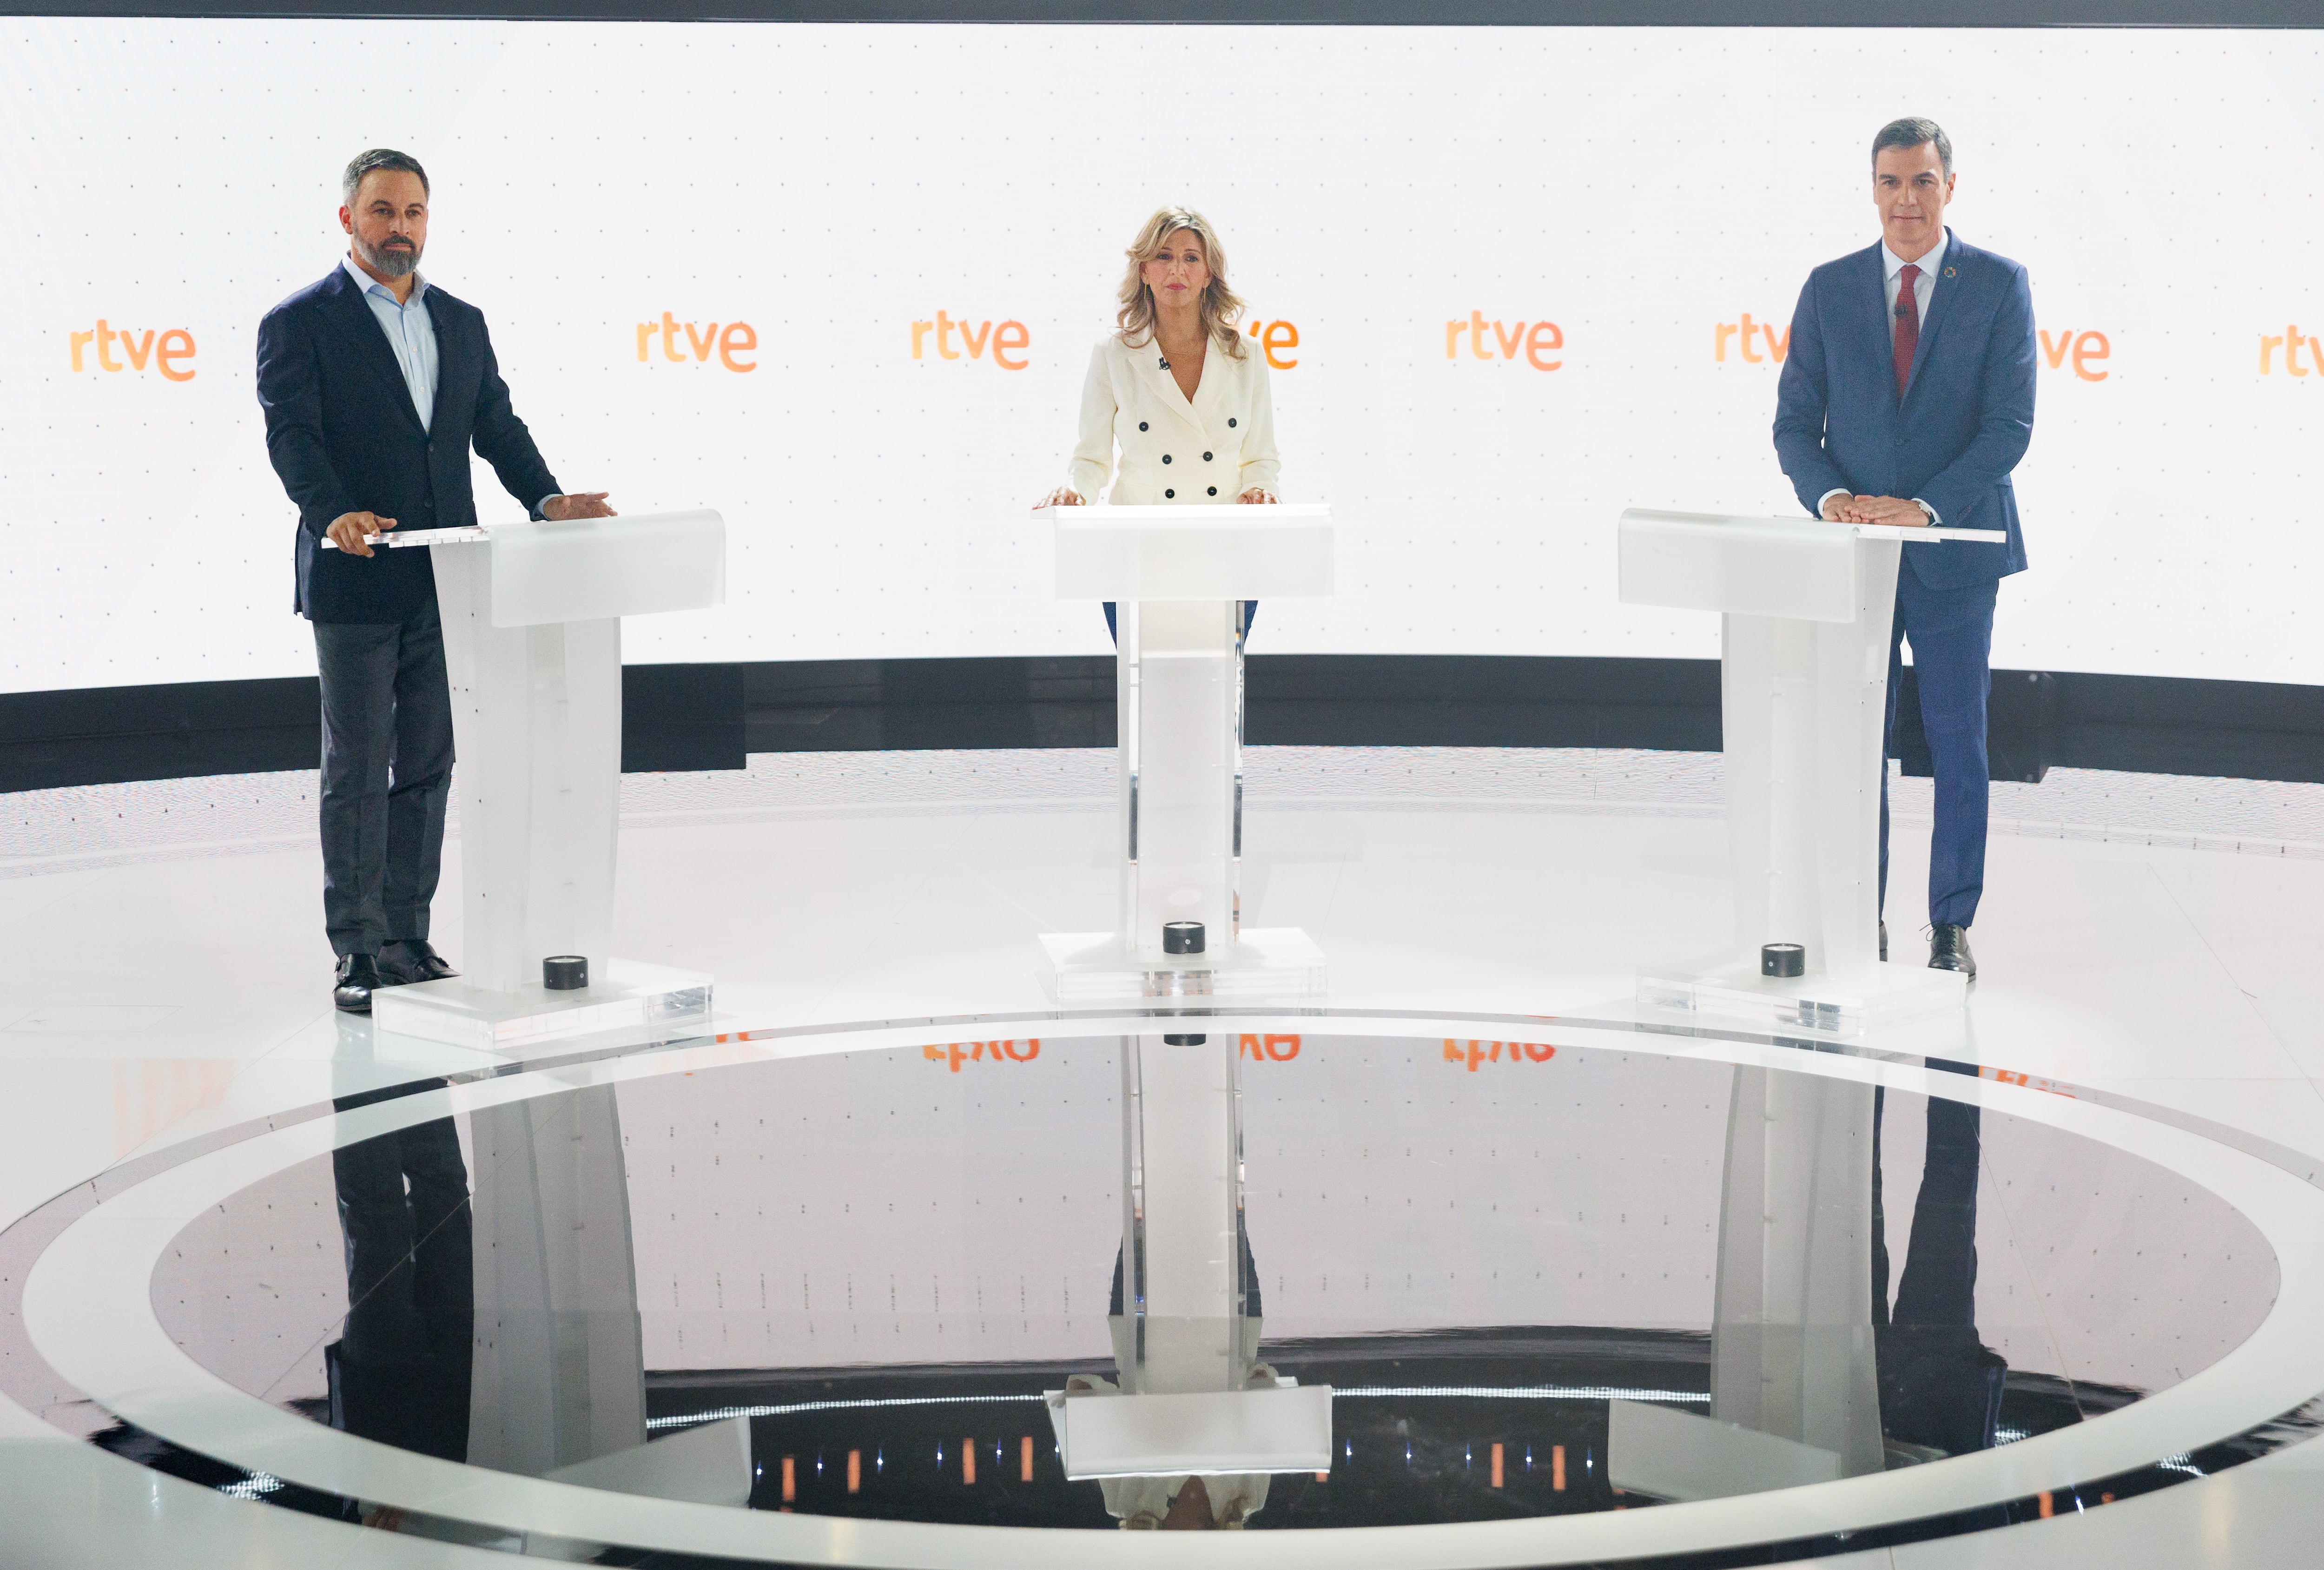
[1636,954,1967,1038]
[373,958,713,1052]
[1038,928,1327,1003]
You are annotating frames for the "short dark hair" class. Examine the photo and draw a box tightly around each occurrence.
[343,148,429,207]
[1871,117,1952,178]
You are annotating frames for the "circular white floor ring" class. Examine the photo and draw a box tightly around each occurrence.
[22,1009,2324,1570]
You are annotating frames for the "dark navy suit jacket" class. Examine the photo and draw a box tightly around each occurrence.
[257,265,561,623]
[1773,229,2034,591]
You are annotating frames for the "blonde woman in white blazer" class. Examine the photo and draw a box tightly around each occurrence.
[1038,205,1281,640]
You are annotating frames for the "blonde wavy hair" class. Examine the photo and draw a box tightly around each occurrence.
[1114,205,1248,360]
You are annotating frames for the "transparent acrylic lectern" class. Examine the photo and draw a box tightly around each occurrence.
[1036,503,1333,1001]
[1618,508,1983,1036]
[344,510,726,1051]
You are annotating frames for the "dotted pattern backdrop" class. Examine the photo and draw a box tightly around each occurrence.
[3,21,2319,693]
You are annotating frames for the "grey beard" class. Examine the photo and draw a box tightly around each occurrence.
[356,235,421,277]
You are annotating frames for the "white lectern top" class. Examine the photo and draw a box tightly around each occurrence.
[1042,502,1332,601]
[319,509,725,627]
[1618,508,1999,623]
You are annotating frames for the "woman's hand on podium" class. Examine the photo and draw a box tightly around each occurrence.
[542,492,618,520]
[1237,487,1277,504]
[1035,487,1085,509]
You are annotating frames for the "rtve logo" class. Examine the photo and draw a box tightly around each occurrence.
[2258,325,2321,376]
[924,1038,1041,1071]
[911,314,1031,370]
[1443,1038,1557,1071]
[69,320,197,381]
[1715,315,1791,364]
[1715,316,2112,381]
[1445,313,1564,370]
[920,1035,1301,1069]
[1242,317,1301,370]
[634,313,758,372]
[2038,328,2110,382]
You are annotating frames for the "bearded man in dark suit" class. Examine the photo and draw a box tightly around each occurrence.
[258,149,615,1012]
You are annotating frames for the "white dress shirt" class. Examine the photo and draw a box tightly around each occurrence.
[342,254,558,518]
[1817,232,1949,526]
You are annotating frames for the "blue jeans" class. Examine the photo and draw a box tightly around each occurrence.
[1880,573,1998,930]
[313,600,454,957]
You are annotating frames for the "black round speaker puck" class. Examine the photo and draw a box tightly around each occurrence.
[1162,920,1206,956]
[543,955,589,990]
[1761,943,1806,978]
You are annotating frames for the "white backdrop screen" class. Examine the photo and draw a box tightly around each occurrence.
[4,20,2319,693]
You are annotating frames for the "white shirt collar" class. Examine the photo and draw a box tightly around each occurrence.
[343,252,428,305]
[1882,231,1948,282]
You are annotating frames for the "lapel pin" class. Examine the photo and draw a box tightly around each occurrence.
[1943,266,1957,277]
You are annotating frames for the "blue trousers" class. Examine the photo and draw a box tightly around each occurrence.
[1880,572,1997,930]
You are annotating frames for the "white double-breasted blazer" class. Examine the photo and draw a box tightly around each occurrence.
[1064,332,1281,505]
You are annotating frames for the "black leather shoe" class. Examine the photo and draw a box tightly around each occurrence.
[1879,921,1888,962]
[334,952,382,1013]
[380,938,458,985]
[1928,923,1976,980]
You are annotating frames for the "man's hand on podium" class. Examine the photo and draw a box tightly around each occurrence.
[325,510,396,557]
[1035,487,1086,509]
[1823,493,1930,527]
[1237,488,1278,504]
[542,492,617,520]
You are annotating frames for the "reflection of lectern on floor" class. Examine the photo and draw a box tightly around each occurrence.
[363,511,725,1051]
[1608,1060,1882,1502]
[1035,504,1332,1001]
[1618,509,1979,1035]
[1045,1029,1333,1481]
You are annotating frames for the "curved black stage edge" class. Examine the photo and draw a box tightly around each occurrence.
[4,654,2322,794]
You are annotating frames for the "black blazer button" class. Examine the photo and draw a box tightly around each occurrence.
[1207,487,1217,496]
[1227,417,1237,428]
[1139,422,1149,431]
[1162,454,1172,464]
[1165,488,1175,498]
[1202,452,1213,462]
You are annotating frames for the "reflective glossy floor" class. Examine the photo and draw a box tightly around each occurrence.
[5,747,2324,1568]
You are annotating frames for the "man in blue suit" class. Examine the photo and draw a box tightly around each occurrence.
[1774,118,2035,980]
[258,150,614,1012]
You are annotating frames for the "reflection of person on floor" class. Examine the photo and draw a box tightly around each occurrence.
[1871,1066,2007,1458]
[327,1077,474,1464]
[1069,1226,1275,1529]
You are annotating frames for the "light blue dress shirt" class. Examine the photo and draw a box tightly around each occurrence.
[343,254,437,432]
[342,254,558,518]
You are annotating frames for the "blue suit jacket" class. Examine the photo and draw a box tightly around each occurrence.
[257,266,561,622]
[1773,229,2034,591]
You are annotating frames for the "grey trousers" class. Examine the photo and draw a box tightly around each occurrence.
[314,601,454,958]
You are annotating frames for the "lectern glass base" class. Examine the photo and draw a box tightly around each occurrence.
[1637,955,1964,1037]
[372,959,714,1052]
[1037,929,1326,1003]
[1044,1382,1333,1480]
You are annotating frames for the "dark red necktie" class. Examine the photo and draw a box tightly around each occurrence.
[1892,263,1921,396]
